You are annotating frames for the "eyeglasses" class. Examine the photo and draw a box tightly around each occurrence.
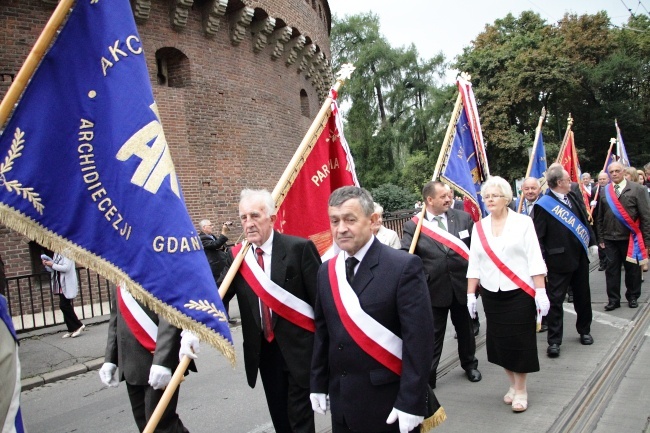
[483,194,505,200]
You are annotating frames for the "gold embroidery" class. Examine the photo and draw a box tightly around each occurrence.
[0,128,44,214]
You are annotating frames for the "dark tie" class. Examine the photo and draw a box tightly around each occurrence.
[345,257,359,285]
[433,215,446,231]
[614,184,621,197]
[562,195,572,209]
[256,247,274,342]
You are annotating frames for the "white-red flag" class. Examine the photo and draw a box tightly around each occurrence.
[274,91,358,256]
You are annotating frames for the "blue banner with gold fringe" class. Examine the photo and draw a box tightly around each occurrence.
[0,0,233,360]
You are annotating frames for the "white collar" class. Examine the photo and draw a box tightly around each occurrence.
[345,235,375,264]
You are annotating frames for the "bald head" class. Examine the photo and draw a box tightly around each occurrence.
[608,162,624,183]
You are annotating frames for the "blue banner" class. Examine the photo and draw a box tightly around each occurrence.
[0,0,233,359]
[440,109,487,219]
[529,131,547,182]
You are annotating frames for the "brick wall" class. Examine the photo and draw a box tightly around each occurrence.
[0,0,331,286]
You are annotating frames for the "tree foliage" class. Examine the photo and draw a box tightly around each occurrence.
[369,183,418,212]
[331,13,452,189]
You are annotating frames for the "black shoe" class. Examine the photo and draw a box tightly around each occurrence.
[473,325,480,336]
[567,294,574,303]
[547,344,560,358]
[465,368,482,382]
[429,380,436,389]
[629,299,638,308]
[537,324,548,333]
[580,334,594,345]
[598,265,606,271]
[228,318,239,325]
[604,302,620,311]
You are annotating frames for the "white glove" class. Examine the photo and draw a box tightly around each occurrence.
[589,245,598,256]
[467,294,477,319]
[99,362,119,387]
[179,330,200,361]
[310,393,328,415]
[148,364,172,390]
[590,200,597,208]
[535,288,550,317]
[386,407,424,433]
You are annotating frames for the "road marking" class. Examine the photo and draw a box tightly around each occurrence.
[247,422,274,433]
[563,304,631,329]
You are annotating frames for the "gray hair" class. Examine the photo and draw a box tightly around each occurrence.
[547,165,565,188]
[581,172,591,180]
[199,219,212,230]
[329,186,375,217]
[240,189,275,216]
[373,202,384,214]
[522,177,541,188]
[480,176,513,204]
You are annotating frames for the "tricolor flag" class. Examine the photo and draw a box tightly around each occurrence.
[439,76,490,220]
[615,119,630,167]
[0,0,233,359]
[274,91,358,258]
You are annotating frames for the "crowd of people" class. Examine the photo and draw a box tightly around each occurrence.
[88,161,650,433]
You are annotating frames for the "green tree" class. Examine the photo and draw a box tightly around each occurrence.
[370,183,418,211]
[331,13,450,189]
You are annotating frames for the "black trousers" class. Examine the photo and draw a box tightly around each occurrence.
[604,239,642,303]
[429,296,477,386]
[126,382,188,433]
[546,253,592,345]
[58,294,82,332]
[259,338,314,433]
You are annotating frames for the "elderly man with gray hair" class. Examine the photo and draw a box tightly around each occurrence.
[372,202,401,249]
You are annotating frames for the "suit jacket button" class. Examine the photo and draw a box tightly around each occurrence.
[341,370,347,377]
[338,344,344,350]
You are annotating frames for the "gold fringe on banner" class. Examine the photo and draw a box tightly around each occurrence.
[422,406,447,431]
[0,203,235,366]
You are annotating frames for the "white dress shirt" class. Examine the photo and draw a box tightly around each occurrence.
[466,209,547,291]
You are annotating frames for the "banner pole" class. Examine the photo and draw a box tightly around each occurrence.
[516,107,546,213]
[408,92,463,254]
[555,114,574,163]
[0,0,75,130]
[592,138,616,204]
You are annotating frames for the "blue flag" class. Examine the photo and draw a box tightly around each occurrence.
[0,1,233,359]
[529,131,547,182]
[615,120,630,167]
[440,109,488,220]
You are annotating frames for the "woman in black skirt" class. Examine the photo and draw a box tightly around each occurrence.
[466,176,549,413]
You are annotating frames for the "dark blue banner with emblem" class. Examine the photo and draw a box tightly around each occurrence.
[0,0,233,361]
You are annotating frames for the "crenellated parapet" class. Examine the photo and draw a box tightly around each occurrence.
[146,0,333,100]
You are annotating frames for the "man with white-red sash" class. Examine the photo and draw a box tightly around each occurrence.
[597,162,650,310]
[311,186,443,433]
[220,189,321,433]
[401,181,481,388]
[100,285,195,432]
[533,166,597,358]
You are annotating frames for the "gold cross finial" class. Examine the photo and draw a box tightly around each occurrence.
[336,64,355,82]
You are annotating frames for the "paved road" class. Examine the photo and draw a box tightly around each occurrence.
[18,264,650,432]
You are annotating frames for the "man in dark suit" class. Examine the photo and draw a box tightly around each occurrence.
[221,189,320,433]
[581,172,595,202]
[597,162,650,310]
[401,181,480,388]
[533,166,597,358]
[311,186,436,433]
[100,286,194,432]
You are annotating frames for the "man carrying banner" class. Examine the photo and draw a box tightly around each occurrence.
[401,181,481,389]
[219,189,320,433]
[311,186,443,433]
[100,285,196,433]
[597,162,650,310]
[533,166,597,358]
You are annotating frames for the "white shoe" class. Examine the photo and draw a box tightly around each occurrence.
[71,324,85,338]
[62,332,71,339]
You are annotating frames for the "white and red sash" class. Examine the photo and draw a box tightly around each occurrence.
[475,221,535,298]
[327,253,402,375]
[232,244,315,332]
[117,285,157,352]
[411,216,469,260]
[604,184,648,264]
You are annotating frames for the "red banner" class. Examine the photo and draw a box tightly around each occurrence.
[557,131,591,216]
[274,99,358,256]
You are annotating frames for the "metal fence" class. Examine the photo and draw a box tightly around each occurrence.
[383,208,419,238]
[4,268,114,333]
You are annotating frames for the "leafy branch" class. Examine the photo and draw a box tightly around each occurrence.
[0,128,25,175]
[184,300,228,322]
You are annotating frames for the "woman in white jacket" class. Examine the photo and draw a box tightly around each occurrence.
[43,253,84,338]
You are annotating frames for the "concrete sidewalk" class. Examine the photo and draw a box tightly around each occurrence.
[18,304,242,391]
